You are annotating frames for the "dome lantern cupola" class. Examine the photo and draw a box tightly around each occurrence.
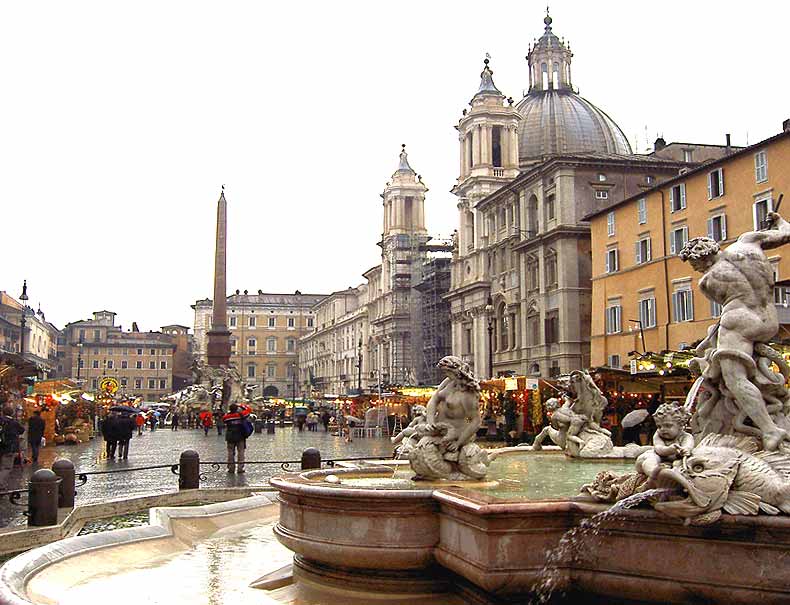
[527,8,573,92]
[382,144,428,238]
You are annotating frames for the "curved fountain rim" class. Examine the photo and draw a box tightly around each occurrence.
[0,494,275,605]
[270,467,438,499]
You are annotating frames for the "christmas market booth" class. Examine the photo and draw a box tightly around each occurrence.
[478,376,547,444]
[0,351,40,408]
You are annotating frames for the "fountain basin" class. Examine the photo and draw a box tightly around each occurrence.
[271,452,790,604]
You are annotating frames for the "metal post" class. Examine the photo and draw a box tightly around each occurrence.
[487,319,494,379]
[52,459,76,508]
[28,469,60,526]
[357,336,362,392]
[179,450,200,490]
[301,447,321,470]
[19,280,28,358]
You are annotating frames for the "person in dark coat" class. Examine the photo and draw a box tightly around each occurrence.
[27,410,45,463]
[1,404,25,488]
[222,404,250,473]
[117,413,135,460]
[101,412,120,459]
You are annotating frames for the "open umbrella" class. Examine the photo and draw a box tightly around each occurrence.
[109,405,139,414]
[621,409,650,428]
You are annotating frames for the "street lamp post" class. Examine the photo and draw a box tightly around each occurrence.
[18,280,28,358]
[76,338,84,382]
[357,336,363,392]
[485,295,494,379]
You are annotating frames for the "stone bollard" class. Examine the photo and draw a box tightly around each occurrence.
[28,469,60,526]
[179,450,200,490]
[267,420,275,434]
[301,447,321,470]
[52,459,76,508]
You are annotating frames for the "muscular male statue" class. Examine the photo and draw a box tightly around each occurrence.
[679,210,790,450]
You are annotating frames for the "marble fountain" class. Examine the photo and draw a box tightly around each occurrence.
[6,216,790,604]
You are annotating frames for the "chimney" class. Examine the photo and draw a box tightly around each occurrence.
[726,133,732,154]
[783,119,790,132]
[654,137,667,152]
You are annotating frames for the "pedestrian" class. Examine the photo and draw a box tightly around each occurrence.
[0,403,25,490]
[101,412,120,459]
[321,410,330,432]
[135,413,145,436]
[222,403,251,473]
[117,413,135,460]
[27,409,45,463]
[149,414,157,431]
[171,411,180,431]
[201,412,213,436]
[214,411,224,436]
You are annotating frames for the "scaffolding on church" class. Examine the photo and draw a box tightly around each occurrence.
[415,239,453,384]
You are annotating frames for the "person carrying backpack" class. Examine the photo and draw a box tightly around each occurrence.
[222,403,251,473]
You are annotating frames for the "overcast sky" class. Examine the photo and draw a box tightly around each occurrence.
[2,1,788,331]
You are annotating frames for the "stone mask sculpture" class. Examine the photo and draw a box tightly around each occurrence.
[408,356,491,480]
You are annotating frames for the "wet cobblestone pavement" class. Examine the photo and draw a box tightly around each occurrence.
[0,426,393,527]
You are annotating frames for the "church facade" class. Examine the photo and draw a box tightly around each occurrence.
[446,13,693,378]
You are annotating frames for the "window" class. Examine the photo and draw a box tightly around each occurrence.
[672,287,694,322]
[121,360,128,369]
[595,190,609,200]
[267,338,276,352]
[607,212,615,236]
[637,198,647,224]
[635,236,651,264]
[160,361,166,369]
[120,378,128,387]
[106,360,114,369]
[646,175,654,184]
[150,349,156,355]
[248,338,256,352]
[544,311,559,344]
[307,318,314,328]
[287,338,295,352]
[597,173,607,182]
[92,379,98,389]
[605,304,622,334]
[247,365,256,378]
[148,379,156,389]
[527,257,540,290]
[707,214,727,242]
[754,197,772,230]
[710,300,722,317]
[670,225,688,255]
[755,150,767,182]
[268,316,276,328]
[249,316,256,328]
[93,330,101,342]
[608,354,621,368]
[683,150,693,162]
[708,168,724,199]
[134,379,142,389]
[545,195,555,222]
[229,316,237,327]
[231,339,237,352]
[78,329,86,342]
[137,348,142,355]
[78,359,84,369]
[545,250,557,287]
[639,296,657,328]
[159,379,166,389]
[267,365,276,378]
[136,360,142,369]
[669,184,686,212]
[492,126,502,167]
[605,248,619,273]
[92,360,99,369]
[288,317,295,328]
[149,361,156,369]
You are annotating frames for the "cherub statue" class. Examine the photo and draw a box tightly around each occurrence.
[635,403,694,486]
[391,405,427,458]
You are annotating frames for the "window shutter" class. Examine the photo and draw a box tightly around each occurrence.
[680,184,687,209]
[646,238,651,261]
[616,306,621,332]
[613,250,618,271]
[672,292,679,322]
[669,187,675,212]
[707,173,712,200]
[707,218,713,239]
[686,291,694,320]
[635,241,641,264]
[721,215,727,240]
[670,232,676,255]
[650,299,656,327]
[719,169,724,196]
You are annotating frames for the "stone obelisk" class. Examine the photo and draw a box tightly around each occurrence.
[206,186,231,369]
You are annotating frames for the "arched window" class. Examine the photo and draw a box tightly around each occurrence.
[545,249,558,288]
[552,62,560,88]
[530,363,540,376]
[498,302,509,350]
[492,126,502,167]
[528,195,539,235]
[541,63,548,89]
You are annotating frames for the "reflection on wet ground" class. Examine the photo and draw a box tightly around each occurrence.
[1,427,393,527]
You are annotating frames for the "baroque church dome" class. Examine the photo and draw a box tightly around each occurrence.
[516,13,632,162]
